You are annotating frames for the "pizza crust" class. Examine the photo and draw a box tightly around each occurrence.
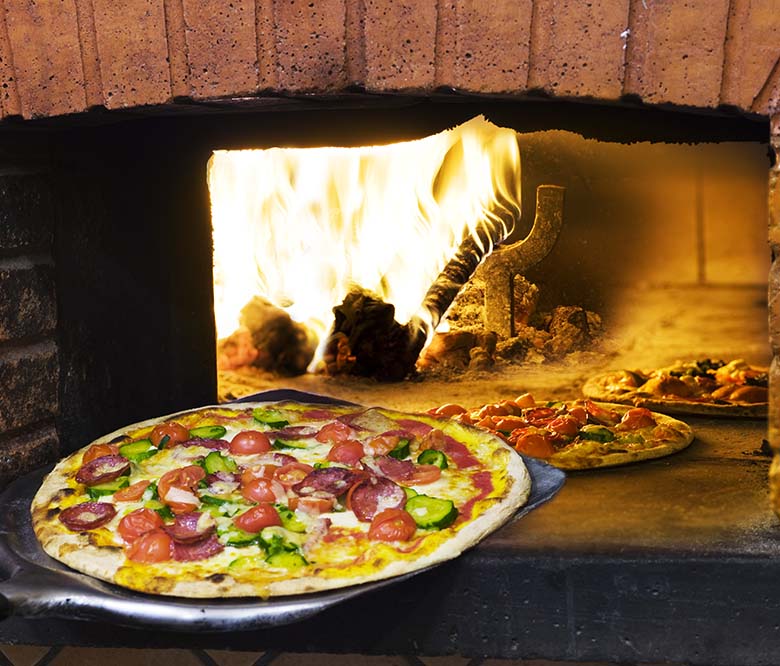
[583,372,767,418]
[31,402,531,599]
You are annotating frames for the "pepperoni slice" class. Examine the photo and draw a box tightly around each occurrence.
[292,468,363,498]
[376,456,415,481]
[164,512,216,544]
[59,502,117,531]
[171,533,224,562]
[75,455,130,486]
[303,409,337,420]
[348,477,406,522]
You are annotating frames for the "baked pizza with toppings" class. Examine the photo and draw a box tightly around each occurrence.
[428,395,694,470]
[31,401,530,598]
[582,358,768,417]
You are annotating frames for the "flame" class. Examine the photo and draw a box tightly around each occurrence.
[208,115,521,360]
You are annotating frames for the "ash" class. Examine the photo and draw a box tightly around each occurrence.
[418,275,603,379]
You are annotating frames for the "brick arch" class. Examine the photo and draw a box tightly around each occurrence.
[0,0,777,121]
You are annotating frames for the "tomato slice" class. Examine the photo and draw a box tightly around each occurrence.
[114,479,151,502]
[241,478,278,503]
[368,508,417,542]
[431,404,467,417]
[241,464,279,486]
[513,433,555,459]
[150,422,190,448]
[406,464,441,485]
[125,528,172,563]
[274,462,314,488]
[617,407,656,430]
[234,503,282,533]
[158,465,205,513]
[288,496,335,515]
[229,430,272,455]
[118,508,164,543]
[327,440,365,466]
[315,421,355,444]
[82,444,119,464]
[547,415,580,437]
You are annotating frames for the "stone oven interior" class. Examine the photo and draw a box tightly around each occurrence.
[1,97,770,481]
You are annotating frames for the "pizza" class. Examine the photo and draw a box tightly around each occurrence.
[31,401,530,598]
[428,395,694,470]
[582,358,768,417]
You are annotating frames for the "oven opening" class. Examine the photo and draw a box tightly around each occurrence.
[208,107,770,415]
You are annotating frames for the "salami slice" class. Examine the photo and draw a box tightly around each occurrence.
[272,453,297,466]
[265,425,319,440]
[292,468,363,497]
[164,512,216,544]
[171,533,224,562]
[349,477,406,522]
[395,419,434,437]
[178,438,229,450]
[59,502,117,531]
[75,455,130,486]
[376,456,415,481]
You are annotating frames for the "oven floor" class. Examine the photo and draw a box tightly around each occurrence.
[218,284,770,411]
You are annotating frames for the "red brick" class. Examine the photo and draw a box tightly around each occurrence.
[528,0,630,99]
[345,0,365,83]
[624,0,730,108]
[182,0,258,99]
[0,425,58,487]
[0,4,18,116]
[753,59,780,115]
[721,0,780,110]
[274,0,347,91]
[256,0,277,88]
[3,0,87,118]
[91,0,171,109]
[73,0,103,107]
[436,0,533,93]
[163,0,190,97]
[363,0,437,90]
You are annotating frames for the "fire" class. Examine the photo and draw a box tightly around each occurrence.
[208,115,521,366]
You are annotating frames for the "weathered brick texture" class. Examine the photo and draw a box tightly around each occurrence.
[0,342,59,433]
[91,0,172,109]
[0,425,58,487]
[182,0,258,98]
[274,0,347,91]
[0,260,56,342]
[3,0,87,118]
[0,0,775,115]
[0,174,54,252]
[528,0,630,99]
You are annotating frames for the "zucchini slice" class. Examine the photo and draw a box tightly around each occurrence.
[189,425,227,439]
[405,494,458,530]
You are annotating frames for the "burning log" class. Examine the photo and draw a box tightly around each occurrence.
[217,296,317,376]
[323,185,565,381]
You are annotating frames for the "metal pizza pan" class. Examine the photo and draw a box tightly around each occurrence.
[0,389,565,631]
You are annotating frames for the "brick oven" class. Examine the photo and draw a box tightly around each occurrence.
[0,1,779,664]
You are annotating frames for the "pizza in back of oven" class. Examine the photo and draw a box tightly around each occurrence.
[31,401,530,598]
[582,358,768,417]
[428,395,694,470]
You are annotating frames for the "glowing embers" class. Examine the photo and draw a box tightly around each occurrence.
[209,116,521,379]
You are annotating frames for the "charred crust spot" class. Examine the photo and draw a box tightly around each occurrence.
[46,507,60,519]
[110,435,131,444]
[52,488,75,502]
[207,574,226,583]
